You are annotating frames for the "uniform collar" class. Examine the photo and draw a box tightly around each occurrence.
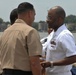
[15,19,27,24]
[54,24,67,36]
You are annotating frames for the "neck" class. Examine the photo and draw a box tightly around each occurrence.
[18,15,31,26]
[53,26,58,31]
[54,23,63,31]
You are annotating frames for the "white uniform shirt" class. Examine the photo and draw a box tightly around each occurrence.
[40,31,54,56]
[46,24,76,75]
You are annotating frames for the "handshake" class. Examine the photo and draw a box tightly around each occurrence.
[40,57,54,75]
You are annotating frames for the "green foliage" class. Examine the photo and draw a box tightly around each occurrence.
[64,15,76,32]
[0,18,3,24]
[0,14,76,31]
[65,15,76,23]
[68,23,76,32]
[5,21,10,25]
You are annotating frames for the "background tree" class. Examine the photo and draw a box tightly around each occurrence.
[65,15,76,23]
[0,18,3,24]
[65,15,76,32]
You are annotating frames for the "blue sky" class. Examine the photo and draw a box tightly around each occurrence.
[0,0,76,22]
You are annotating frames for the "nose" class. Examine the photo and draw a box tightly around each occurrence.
[46,19,51,24]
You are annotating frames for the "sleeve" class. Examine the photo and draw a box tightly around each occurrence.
[0,35,2,73]
[61,33,76,57]
[27,29,42,56]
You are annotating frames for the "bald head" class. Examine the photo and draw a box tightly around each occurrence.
[50,6,66,19]
[47,6,66,31]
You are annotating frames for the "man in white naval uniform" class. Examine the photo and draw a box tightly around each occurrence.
[41,6,76,75]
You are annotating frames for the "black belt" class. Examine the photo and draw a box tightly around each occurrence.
[0,74,2,75]
[3,69,33,75]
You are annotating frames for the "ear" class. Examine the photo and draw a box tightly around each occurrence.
[58,17,63,23]
[28,11,32,18]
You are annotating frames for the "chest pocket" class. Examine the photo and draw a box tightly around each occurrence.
[50,39,57,51]
[50,30,68,51]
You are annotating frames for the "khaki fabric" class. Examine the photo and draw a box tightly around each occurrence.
[0,60,2,74]
[0,19,42,71]
[0,37,2,74]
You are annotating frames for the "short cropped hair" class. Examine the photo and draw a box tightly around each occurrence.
[10,8,18,24]
[17,2,34,14]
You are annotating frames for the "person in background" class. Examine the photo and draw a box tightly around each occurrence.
[41,6,76,75]
[71,62,76,75]
[0,2,42,75]
[40,27,54,57]
[10,8,18,25]
[47,27,53,34]
[7,8,18,28]
[40,28,53,44]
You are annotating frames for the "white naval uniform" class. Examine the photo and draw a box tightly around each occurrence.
[40,31,54,56]
[46,24,76,75]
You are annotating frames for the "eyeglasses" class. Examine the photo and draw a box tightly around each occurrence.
[47,15,52,20]
[47,15,58,22]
